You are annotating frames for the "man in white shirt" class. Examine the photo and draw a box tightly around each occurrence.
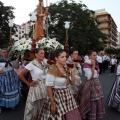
[110,55,117,73]
[97,53,103,74]
[103,53,110,70]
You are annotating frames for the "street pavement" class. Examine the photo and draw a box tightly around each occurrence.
[0,69,120,120]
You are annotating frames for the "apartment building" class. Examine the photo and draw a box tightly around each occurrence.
[117,32,120,48]
[95,9,118,48]
[12,21,34,41]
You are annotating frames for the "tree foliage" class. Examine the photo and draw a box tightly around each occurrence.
[48,0,107,54]
[0,1,15,48]
[105,48,120,55]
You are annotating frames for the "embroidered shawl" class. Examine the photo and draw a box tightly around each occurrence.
[31,59,46,70]
[48,64,70,84]
[83,60,99,73]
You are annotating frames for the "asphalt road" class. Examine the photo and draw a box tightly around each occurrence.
[0,69,120,120]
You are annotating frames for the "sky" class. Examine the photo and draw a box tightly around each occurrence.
[1,0,120,31]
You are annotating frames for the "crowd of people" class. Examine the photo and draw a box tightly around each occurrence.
[84,52,119,74]
[0,47,120,120]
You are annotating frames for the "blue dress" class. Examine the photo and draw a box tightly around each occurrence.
[0,58,20,108]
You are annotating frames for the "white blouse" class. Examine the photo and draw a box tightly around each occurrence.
[25,62,47,81]
[45,74,67,89]
[0,60,18,72]
[110,58,117,65]
[83,68,99,80]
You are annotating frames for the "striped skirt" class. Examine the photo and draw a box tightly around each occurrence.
[38,87,81,120]
[24,81,47,120]
[76,78,105,120]
[0,70,20,108]
[107,75,120,111]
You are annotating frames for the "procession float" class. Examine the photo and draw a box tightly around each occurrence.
[9,0,85,65]
[9,0,64,63]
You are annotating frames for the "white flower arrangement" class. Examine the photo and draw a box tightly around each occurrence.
[14,38,32,51]
[36,37,64,53]
[9,38,32,60]
[9,37,64,60]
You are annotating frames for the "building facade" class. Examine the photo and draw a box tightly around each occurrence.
[95,9,118,48]
[117,32,120,48]
[12,21,34,41]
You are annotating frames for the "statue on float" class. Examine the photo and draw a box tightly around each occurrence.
[35,0,49,41]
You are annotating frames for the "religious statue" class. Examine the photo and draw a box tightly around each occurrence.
[35,0,49,41]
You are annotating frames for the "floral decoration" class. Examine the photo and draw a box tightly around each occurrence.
[36,37,64,53]
[9,38,32,60]
[9,37,64,60]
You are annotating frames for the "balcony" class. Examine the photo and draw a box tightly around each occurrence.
[111,36,118,42]
[111,41,117,47]
[110,22,117,30]
[101,30,110,36]
[110,20,117,28]
[110,28,118,36]
[110,33,118,42]
[98,25,110,29]
[97,18,110,23]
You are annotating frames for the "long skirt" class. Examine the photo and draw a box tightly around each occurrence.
[24,81,46,120]
[76,78,105,120]
[107,75,120,111]
[38,87,81,120]
[0,70,20,108]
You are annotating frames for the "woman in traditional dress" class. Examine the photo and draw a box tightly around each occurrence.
[0,48,20,113]
[107,59,120,111]
[67,48,82,98]
[77,50,105,120]
[18,48,48,120]
[38,49,81,120]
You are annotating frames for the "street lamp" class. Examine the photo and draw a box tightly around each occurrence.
[45,0,49,38]
[64,21,70,53]
[29,11,37,52]
[29,11,37,39]
[8,18,14,45]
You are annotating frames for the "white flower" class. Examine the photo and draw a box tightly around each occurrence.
[46,43,51,48]
[36,44,39,48]
[17,45,23,51]
[19,38,27,44]
[25,40,32,45]
[61,45,64,49]
[26,45,31,50]
[21,44,27,50]
[14,41,20,46]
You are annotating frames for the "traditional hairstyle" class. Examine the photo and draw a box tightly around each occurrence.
[34,48,44,54]
[69,48,78,55]
[54,49,66,58]
[87,50,96,56]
